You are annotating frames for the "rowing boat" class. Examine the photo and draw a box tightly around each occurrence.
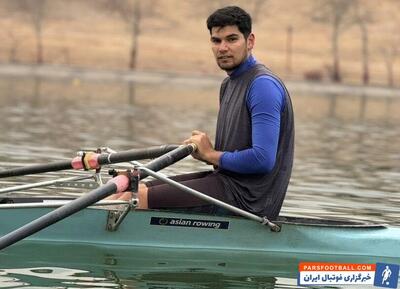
[0,197,399,261]
[0,145,399,263]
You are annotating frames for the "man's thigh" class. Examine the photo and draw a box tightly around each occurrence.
[146,171,235,210]
[145,171,212,188]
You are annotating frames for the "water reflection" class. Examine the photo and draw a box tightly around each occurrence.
[0,267,280,289]
[2,242,396,289]
[0,242,282,289]
[0,75,399,224]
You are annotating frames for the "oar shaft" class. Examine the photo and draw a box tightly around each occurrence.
[0,161,72,178]
[0,179,123,250]
[0,144,195,250]
[97,144,179,165]
[0,175,93,194]
[0,145,179,179]
[141,144,196,179]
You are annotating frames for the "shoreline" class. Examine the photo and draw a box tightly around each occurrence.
[0,63,398,98]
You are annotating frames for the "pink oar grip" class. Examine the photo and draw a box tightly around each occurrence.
[71,156,83,170]
[70,153,100,170]
[108,175,130,193]
[84,153,100,169]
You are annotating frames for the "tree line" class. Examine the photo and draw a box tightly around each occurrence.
[1,0,399,87]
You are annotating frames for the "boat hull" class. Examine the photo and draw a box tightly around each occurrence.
[0,205,399,260]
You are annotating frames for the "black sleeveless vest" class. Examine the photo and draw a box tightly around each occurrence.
[215,63,294,220]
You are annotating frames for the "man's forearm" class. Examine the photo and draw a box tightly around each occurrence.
[203,150,223,166]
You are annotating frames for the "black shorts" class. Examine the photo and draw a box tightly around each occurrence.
[145,171,237,214]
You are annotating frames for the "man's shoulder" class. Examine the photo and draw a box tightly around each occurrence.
[252,64,282,82]
[251,74,285,96]
[250,64,287,93]
[248,72,286,110]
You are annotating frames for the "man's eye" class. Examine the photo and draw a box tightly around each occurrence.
[227,38,238,42]
[211,38,221,44]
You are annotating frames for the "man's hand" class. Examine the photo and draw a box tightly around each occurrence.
[183,130,222,166]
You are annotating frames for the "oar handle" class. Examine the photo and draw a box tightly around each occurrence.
[141,144,197,179]
[98,144,180,165]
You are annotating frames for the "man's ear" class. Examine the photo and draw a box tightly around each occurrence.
[247,33,255,51]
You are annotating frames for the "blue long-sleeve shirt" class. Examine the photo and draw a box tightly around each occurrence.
[219,56,285,174]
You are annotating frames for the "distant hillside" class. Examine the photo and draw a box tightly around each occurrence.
[0,0,398,86]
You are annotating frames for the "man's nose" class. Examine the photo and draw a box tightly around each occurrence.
[218,41,228,52]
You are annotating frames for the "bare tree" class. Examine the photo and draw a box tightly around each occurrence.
[190,0,233,23]
[351,0,373,85]
[381,43,399,87]
[286,25,293,74]
[192,0,268,25]
[311,0,356,82]
[11,0,47,64]
[104,0,158,70]
[7,30,19,63]
[246,0,268,25]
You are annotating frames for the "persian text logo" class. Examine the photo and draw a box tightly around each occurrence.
[374,263,399,289]
[298,262,375,286]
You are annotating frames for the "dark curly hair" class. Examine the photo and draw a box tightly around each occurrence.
[206,6,252,39]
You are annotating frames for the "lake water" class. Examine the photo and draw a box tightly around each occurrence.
[0,73,399,288]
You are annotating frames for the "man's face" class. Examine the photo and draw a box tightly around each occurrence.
[210,25,254,73]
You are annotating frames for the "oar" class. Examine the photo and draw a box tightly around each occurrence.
[0,145,179,178]
[0,144,196,250]
[0,175,94,194]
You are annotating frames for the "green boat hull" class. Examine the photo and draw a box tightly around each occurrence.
[0,204,399,260]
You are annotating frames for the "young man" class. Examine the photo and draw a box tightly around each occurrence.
[111,6,294,220]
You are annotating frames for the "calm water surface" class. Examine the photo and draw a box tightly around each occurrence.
[0,75,399,288]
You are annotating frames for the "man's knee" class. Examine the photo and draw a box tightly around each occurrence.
[137,183,149,209]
